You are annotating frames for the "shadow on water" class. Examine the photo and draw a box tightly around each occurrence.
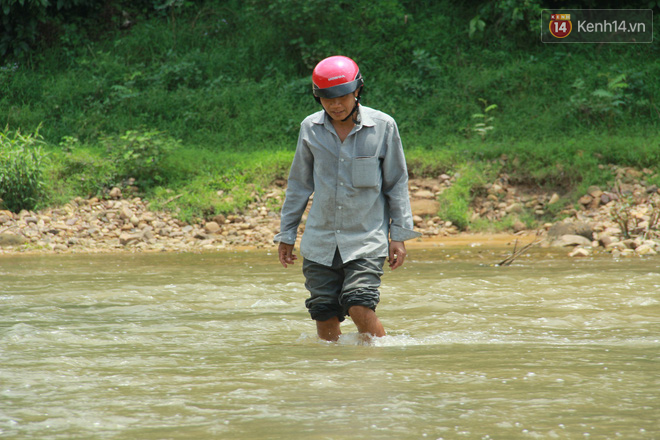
[1,248,659,439]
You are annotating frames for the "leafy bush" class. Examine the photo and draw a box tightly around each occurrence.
[101,129,180,188]
[469,0,544,42]
[50,130,180,202]
[0,126,47,212]
[0,0,99,59]
[471,99,497,141]
[0,0,191,60]
[52,137,118,199]
[570,73,629,125]
[152,60,204,90]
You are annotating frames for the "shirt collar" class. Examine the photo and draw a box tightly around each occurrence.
[311,106,376,130]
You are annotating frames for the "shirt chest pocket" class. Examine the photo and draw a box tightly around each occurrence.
[351,156,380,188]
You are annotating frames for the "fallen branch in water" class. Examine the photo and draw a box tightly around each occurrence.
[496,231,544,266]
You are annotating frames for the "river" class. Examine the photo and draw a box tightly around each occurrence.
[1,247,659,439]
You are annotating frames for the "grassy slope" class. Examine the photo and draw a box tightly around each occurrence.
[1,1,659,227]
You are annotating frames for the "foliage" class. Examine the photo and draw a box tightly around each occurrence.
[3,1,659,148]
[471,99,497,141]
[468,0,544,42]
[1,0,101,59]
[49,129,179,205]
[1,0,659,223]
[436,163,496,230]
[0,126,47,212]
[405,149,457,179]
[248,0,407,72]
[0,0,199,60]
[570,73,629,125]
[50,138,118,200]
[100,129,180,188]
[148,149,293,222]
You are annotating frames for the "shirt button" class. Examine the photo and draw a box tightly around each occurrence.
[340,158,345,162]
[338,206,342,210]
[336,230,341,233]
[340,182,344,186]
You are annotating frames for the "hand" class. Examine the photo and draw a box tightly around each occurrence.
[388,241,407,270]
[278,242,298,268]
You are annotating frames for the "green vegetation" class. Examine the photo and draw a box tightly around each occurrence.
[436,163,496,230]
[1,0,659,230]
[0,127,47,212]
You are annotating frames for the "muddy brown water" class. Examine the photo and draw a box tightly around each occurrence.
[1,247,659,439]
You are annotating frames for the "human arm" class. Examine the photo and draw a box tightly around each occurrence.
[272,128,314,262]
[388,240,407,270]
[381,120,421,245]
[278,242,298,268]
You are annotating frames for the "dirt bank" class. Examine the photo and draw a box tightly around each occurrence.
[1,167,658,258]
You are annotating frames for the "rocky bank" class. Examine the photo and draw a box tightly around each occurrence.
[1,165,658,257]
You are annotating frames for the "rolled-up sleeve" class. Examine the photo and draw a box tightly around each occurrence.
[382,120,421,242]
[273,129,314,245]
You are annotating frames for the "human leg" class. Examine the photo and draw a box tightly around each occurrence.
[348,305,385,338]
[316,316,342,341]
[303,250,346,340]
[340,256,387,338]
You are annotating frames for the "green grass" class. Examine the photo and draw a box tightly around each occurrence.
[434,162,497,230]
[1,1,659,224]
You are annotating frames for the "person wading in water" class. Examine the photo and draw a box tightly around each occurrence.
[274,55,420,342]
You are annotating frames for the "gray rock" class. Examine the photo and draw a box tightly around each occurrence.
[414,189,435,199]
[109,187,122,199]
[606,241,628,251]
[556,234,593,247]
[204,221,221,234]
[119,232,143,246]
[622,239,637,249]
[548,221,593,240]
[569,247,591,257]
[194,231,209,240]
[411,199,440,217]
[635,244,657,255]
[120,207,133,220]
[513,221,526,233]
[599,235,614,248]
[0,234,26,247]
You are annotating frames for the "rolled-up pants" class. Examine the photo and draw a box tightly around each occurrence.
[303,248,386,322]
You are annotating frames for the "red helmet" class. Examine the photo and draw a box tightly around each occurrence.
[312,55,363,99]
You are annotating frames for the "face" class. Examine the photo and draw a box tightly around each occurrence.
[319,90,359,121]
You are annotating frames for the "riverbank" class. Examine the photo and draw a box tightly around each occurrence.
[1,167,658,258]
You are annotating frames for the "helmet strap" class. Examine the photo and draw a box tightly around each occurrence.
[341,102,358,122]
[341,89,362,123]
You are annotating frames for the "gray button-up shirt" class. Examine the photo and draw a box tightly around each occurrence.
[273,106,421,266]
